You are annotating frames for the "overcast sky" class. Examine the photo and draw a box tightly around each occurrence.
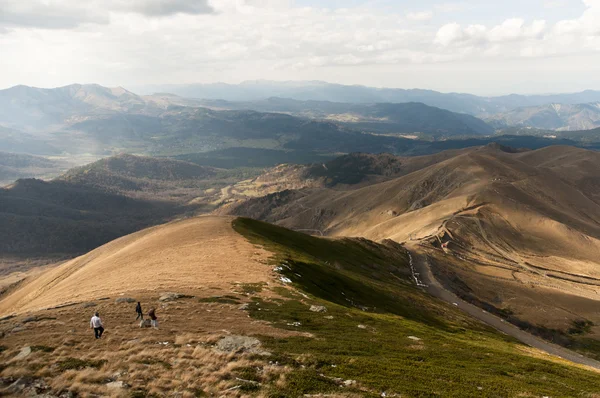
[0,0,599,95]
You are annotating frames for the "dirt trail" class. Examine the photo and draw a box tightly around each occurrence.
[408,246,600,370]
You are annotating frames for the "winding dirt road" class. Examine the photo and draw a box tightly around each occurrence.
[409,249,600,371]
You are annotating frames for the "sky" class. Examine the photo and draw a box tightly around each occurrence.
[0,0,599,95]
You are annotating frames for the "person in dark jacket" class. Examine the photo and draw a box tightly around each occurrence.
[135,302,143,320]
[148,308,158,328]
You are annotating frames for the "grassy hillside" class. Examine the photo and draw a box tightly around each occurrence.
[230,218,600,397]
[1,217,599,397]
[227,145,600,361]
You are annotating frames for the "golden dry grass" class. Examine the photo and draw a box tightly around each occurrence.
[0,216,271,315]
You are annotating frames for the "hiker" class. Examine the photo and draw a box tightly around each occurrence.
[135,302,143,320]
[90,312,104,339]
[148,308,158,328]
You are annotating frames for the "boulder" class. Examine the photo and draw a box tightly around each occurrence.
[158,292,190,302]
[107,381,127,389]
[216,335,262,353]
[309,305,327,313]
[115,297,136,304]
[139,320,152,328]
[13,347,32,361]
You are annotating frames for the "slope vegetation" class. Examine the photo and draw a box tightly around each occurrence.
[1,217,599,397]
[227,145,600,358]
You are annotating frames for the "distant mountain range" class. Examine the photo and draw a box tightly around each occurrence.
[198,98,494,137]
[0,84,496,158]
[487,103,600,131]
[135,80,600,117]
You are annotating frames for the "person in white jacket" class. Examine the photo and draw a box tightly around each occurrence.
[90,312,104,339]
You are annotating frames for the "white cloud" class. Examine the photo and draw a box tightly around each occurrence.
[406,11,433,21]
[0,0,599,93]
[0,0,214,31]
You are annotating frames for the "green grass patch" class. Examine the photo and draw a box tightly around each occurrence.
[237,282,266,295]
[57,358,107,372]
[233,217,600,397]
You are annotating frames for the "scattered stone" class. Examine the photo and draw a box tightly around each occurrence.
[139,320,152,328]
[387,210,398,217]
[82,302,97,308]
[324,316,334,320]
[238,303,250,311]
[408,336,421,341]
[22,316,38,323]
[10,326,25,333]
[343,380,357,387]
[477,386,483,391]
[159,292,191,302]
[107,381,127,389]
[13,347,32,361]
[216,335,262,354]
[358,325,367,329]
[309,305,327,313]
[115,297,136,304]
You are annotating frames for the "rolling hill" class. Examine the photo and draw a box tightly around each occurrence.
[226,145,600,359]
[197,98,495,137]
[0,152,70,187]
[488,102,600,131]
[1,216,599,397]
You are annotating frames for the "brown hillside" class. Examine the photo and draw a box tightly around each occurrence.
[226,145,600,343]
[0,216,270,316]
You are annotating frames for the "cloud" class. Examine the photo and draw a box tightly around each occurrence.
[0,0,599,93]
[0,0,109,29]
[435,19,546,46]
[0,0,214,30]
[406,11,433,21]
[117,0,214,17]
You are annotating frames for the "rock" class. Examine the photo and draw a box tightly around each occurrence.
[309,305,327,313]
[107,381,127,389]
[357,325,367,329]
[13,346,32,361]
[408,336,421,341]
[216,335,262,353]
[343,380,357,387]
[139,320,152,328]
[386,210,398,217]
[22,316,38,323]
[324,316,334,320]
[238,303,250,310]
[6,377,33,393]
[10,326,25,333]
[115,297,136,304]
[82,302,97,308]
[158,292,190,302]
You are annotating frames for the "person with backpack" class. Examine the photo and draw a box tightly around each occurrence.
[90,312,104,339]
[148,308,158,329]
[135,302,143,320]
